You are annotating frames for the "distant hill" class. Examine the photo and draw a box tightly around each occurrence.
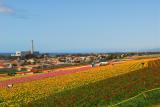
[0,53,13,56]
[140,48,160,52]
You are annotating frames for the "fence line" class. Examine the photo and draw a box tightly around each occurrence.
[109,87,160,107]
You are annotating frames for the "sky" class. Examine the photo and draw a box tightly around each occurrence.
[0,0,160,53]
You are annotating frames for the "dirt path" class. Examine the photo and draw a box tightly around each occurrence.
[0,65,92,88]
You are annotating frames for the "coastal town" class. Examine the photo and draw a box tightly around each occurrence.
[0,41,159,79]
[0,40,124,77]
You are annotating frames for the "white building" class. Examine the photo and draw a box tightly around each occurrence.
[11,51,39,57]
[15,51,31,57]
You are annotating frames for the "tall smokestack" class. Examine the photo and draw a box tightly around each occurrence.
[31,40,34,54]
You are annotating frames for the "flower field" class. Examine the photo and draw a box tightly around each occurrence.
[0,58,160,106]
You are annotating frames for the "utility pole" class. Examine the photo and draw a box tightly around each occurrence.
[137,48,139,56]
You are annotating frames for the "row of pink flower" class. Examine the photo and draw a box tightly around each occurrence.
[0,65,92,88]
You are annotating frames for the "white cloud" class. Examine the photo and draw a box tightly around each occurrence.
[0,0,14,14]
[0,5,14,14]
[0,0,29,19]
